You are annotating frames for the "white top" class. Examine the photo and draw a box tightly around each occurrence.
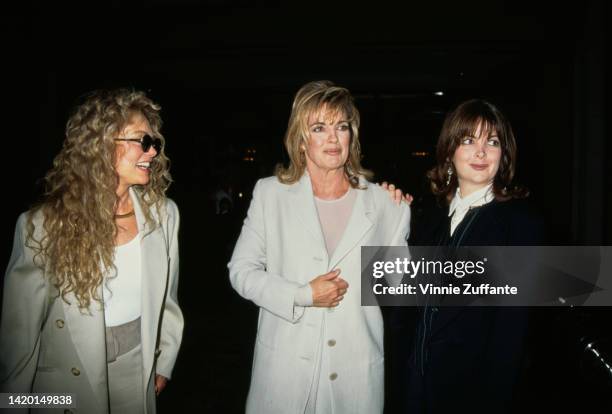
[294,188,357,307]
[448,184,495,236]
[314,187,357,256]
[104,233,142,327]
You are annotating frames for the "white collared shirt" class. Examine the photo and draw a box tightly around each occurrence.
[448,184,494,236]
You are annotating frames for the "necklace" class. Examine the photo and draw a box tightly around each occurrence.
[115,210,135,219]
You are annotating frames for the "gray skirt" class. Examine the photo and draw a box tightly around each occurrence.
[106,317,144,414]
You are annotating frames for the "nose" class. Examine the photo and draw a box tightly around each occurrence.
[475,140,487,159]
[327,128,339,143]
[146,144,158,158]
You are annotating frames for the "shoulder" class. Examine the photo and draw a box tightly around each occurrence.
[363,180,411,220]
[252,175,295,198]
[255,175,289,190]
[14,208,45,239]
[482,198,545,244]
[163,197,179,217]
[487,198,539,225]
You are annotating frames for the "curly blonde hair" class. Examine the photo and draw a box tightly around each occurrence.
[26,88,172,310]
[275,80,372,187]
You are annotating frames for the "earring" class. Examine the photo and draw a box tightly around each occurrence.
[446,165,453,185]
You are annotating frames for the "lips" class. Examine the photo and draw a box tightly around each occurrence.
[469,164,488,171]
[324,149,341,155]
[136,161,151,171]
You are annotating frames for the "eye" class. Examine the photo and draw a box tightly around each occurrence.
[488,138,500,146]
[337,123,350,131]
[461,137,473,145]
[312,125,323,133]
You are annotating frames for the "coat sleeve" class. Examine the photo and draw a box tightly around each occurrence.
[384,202,412,288]
[228,179,305,323]
[0,213,49,393]
[155,200,184,379]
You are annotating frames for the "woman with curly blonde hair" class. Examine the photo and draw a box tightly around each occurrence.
[0,88,183,414]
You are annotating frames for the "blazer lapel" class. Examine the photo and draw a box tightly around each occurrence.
[328,178,374,271]
[289,174,328,260]
[130,189,168,392]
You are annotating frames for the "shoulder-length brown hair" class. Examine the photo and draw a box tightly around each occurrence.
[428,99,528,204]
[275,80,372,188]
[27,88,172,310]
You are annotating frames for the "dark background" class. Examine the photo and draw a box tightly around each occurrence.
[1,0,609,412]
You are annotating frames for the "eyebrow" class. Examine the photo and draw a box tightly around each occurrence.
[466,134,499,139]
[308,120,349,127]
[124,130,149,137]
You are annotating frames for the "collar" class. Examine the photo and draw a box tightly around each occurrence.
[448,184,494,217]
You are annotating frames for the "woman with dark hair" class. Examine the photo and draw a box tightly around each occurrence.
[390,99,542,413]
[0,89,183,413]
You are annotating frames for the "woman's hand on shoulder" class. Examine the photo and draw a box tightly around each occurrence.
[378,181,413,205]
[309,269,349,307]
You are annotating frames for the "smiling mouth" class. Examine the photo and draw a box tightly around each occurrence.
[136,161,151,171]
[324,149,341,155]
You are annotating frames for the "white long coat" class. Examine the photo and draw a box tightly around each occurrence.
[0,188,183,414]
[229,174,410,414]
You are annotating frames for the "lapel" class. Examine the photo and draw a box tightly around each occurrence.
[131,188,168,391]
[288,174,329,261]
[327,177,374,270]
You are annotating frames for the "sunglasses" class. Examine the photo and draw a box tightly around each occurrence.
[114,134,162,155]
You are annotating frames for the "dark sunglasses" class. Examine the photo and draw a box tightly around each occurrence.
[114,134,162,155]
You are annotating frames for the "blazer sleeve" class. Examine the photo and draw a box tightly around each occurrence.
[155,200,184,379]
[0,213,49,393]
[228,179,305,324]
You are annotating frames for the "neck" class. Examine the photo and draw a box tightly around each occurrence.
[115,185,132,214]
[308,167,349,200]
[458,181,491,198]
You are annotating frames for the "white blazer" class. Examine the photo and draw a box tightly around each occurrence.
[0,188,183,414]
[229,174,410,414]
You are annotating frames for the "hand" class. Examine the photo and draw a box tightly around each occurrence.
[309,269,349,307]
[379,181,413,205]
[155,374,168,396]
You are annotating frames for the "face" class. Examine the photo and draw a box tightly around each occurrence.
[114,112,158,191]
[303,106,351,174]
[451,122,501,196]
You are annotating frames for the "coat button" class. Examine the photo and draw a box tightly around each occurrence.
[71,367,80,376]
[327,339,336,347]
[56,319,65,328]
[329,373,338,381]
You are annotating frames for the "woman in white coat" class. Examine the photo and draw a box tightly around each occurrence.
[0,89,183,413]
[229,80,411,414]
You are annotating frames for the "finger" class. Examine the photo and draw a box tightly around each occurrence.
[381,181,388,189]
[395,189,403,204]
[322,269,341,280]
[335,295,344,302]
[336,279,349,289]
[330,301,340,307]
[388,183,395,191]
[405,194,414,205]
